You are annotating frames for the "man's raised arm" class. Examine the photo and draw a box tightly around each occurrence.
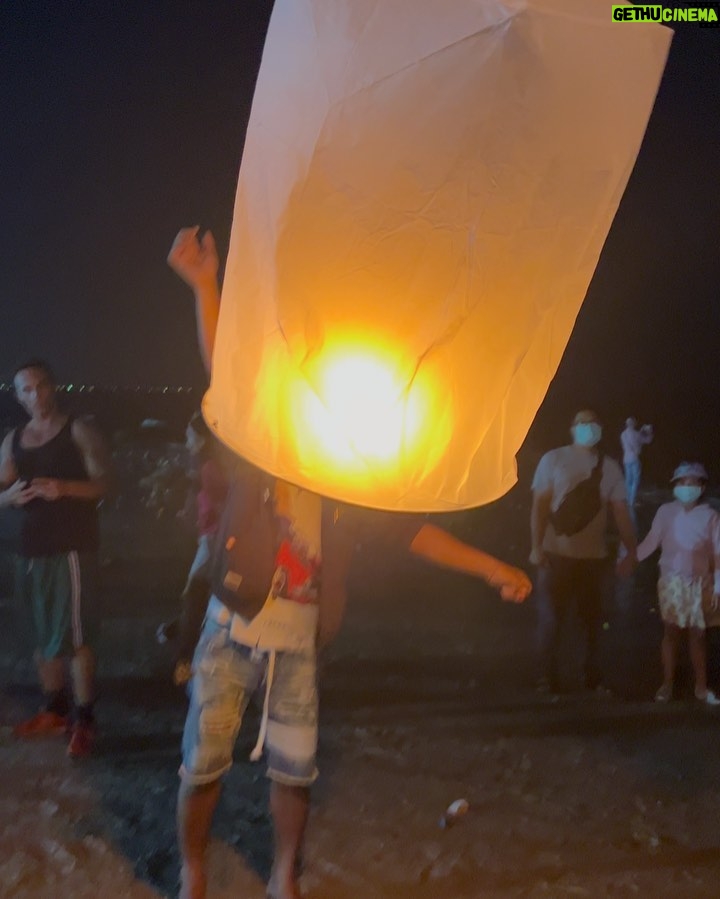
[167,227,221,376]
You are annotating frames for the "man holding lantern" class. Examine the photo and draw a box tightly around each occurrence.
[168,226,531,899]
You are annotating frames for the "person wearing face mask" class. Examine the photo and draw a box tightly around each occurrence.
[636,462,720,705]
[530,410,637,694]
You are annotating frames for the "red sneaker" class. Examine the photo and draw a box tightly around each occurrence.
[13,710,70,738]
[67,721,96,759]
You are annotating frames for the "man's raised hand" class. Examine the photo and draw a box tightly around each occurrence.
[167,227,219,291]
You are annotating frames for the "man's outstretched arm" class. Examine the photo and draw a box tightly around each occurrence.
[409,523,531,603]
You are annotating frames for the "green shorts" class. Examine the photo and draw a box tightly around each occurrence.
[25,552,99,659]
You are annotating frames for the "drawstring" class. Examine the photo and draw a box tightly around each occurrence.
[250,649,276,762]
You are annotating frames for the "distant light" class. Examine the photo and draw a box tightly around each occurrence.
[67,384,73,392]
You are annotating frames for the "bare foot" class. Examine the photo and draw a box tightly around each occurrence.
[267,870,302,899]
[179,863,206,899]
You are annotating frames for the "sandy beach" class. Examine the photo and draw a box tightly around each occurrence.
[3,482,720,899]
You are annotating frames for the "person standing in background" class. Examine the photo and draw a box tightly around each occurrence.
[621,417,653,512]
[0,360,110,758]
[157,410,229,684]
[530,410,637,694]
[636,462,720,705]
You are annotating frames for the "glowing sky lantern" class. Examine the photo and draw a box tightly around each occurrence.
[204,0,671,512]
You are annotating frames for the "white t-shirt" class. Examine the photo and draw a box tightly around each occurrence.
[620,426,652,464]
[532,445,626,559]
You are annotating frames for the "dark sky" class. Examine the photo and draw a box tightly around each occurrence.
[1,1,718,474]
[1,0,274,389]
[532,7,720,476]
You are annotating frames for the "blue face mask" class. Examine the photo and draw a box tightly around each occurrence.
[674,485,702,505]
[572,422,602,447]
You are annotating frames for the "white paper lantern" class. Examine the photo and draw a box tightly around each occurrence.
[204,0,671,511]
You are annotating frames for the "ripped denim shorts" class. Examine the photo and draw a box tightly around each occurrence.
[179,614,319,787]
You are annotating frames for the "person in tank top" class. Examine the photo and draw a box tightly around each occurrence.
[0,360,111,758]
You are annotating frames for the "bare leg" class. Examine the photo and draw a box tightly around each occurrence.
[37,656,66,695]
[689,627,708,695]
[267,782,309,899]
[70,645,96,706]
[178,779,221,899]
[660,623,680,693]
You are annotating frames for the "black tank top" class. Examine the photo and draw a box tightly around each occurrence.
[12,417,99,557]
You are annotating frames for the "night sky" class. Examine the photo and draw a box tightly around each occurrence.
[1,1,718,478]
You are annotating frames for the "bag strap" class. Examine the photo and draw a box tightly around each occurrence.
[589,452,604,483]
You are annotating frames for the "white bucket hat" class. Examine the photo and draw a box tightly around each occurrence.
[671,462,708,482]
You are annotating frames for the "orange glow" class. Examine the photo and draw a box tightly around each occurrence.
[247,335,453,500]
[311,348,423,462]
[205,0,671,510]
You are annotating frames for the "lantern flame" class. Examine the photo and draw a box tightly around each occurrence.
[313,350,421,462]
[248,335,456,500]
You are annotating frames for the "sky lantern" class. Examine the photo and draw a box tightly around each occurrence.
[204,0,671,512]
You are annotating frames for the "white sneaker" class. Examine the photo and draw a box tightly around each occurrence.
[695,689,720,706]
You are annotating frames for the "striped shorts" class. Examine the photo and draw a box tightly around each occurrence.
[24,552,99,658]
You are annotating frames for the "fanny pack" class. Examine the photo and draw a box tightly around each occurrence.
[550,454,604,537]
[208,593,318,653]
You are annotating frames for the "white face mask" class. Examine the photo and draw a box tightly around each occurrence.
[674,485,702,505]
[572,422,602,447]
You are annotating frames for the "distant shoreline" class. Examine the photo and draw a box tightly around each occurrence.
[0,389,199,441]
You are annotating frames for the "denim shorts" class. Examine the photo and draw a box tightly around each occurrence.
[180,616,319,787]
